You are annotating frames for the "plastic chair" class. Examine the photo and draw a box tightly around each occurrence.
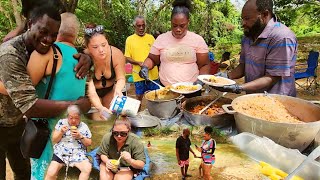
[294,51,319,95]
[133,148,152,180]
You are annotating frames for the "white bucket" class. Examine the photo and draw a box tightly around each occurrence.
[109,96,140,116]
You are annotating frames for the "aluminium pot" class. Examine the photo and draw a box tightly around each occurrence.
[144,89,183,119]
[181,95,234,127]
[223,93,320,151]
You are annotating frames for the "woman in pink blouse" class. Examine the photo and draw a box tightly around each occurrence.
[139,0,209,93]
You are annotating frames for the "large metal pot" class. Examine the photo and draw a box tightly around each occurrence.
[181,95,234,127]
[144,89,183,119]
[223,93,320,151]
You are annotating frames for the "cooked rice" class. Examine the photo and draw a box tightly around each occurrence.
[204,76,230,85]
[174,85,198,92]
[146,88,177,100]
[234,95,303,123]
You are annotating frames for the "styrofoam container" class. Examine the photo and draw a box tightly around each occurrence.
[109,96,140,116]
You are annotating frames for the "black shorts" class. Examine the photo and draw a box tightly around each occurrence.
[52,154,64,164]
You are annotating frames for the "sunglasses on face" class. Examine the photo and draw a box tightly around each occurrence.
[84,25,104,36]
[112,131,129,137]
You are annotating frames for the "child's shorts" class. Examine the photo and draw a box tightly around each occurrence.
[179,159,189,167]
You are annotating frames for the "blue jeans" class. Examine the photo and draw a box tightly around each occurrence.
[134,79,160,95]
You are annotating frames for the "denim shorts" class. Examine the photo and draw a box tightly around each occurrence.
[134,79,160,95]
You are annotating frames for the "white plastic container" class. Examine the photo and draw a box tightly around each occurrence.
[231,132,320,179]
[109,96,140,116]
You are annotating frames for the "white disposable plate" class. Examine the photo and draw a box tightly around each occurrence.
[198,75,236,87]
[170,82,202,94]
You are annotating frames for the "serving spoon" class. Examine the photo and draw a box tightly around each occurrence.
[133,70,164,89]
[198,92,227,115]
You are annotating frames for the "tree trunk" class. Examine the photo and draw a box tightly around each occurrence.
[61,0,79,13]
[11,0,22,26]
[137,0,149,15]
[70,0,78,13]
[99,0,104,10]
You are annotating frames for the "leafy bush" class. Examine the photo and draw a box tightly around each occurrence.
[143,127,174,137]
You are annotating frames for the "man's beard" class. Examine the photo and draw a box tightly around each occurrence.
[244,18,266,39]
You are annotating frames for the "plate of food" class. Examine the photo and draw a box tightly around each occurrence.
[170,82,202,94]
[198,75,236,87]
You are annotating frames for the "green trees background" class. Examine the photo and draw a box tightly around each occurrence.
[0,0,319,59]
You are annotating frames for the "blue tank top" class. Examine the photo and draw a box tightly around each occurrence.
[36,42,86,100]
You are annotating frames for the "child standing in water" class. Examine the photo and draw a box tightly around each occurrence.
[195,126,216,180]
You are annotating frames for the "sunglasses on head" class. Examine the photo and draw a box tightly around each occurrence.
[84,25,104,36]
[112,131,129,137]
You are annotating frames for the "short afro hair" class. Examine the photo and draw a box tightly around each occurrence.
[29,4,61,22]
[256,0,273,14]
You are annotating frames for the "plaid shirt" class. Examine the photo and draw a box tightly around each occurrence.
[240,18,297,96]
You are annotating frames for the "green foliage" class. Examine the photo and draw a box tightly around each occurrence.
[210,127,228,144]
[0,0,17,39]
[274,0,320,35]
[143,127,174,137]
[211,127,225,137]
[0,0,319,57]
[76,0,136,50]
[0,0,243,51]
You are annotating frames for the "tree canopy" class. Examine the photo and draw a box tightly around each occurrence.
[0,0,319,53]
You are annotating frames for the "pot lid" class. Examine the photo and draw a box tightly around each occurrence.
[128,114,160,128]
